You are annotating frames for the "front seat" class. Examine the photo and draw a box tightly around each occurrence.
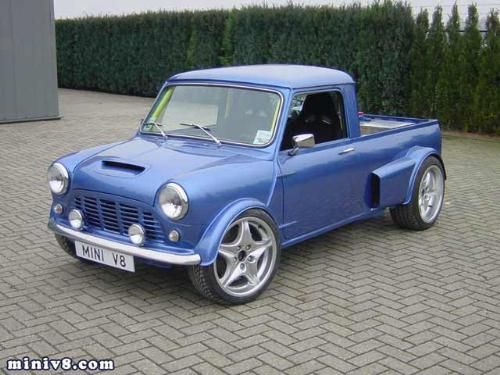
[298,93,343,144]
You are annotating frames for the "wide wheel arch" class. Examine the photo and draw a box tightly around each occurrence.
[403,148,446,205]
[194,199,279,265]
[370,148,446,209]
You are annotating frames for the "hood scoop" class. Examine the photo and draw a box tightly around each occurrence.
[101,160,146,175]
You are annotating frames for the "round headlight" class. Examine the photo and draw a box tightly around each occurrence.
[159,183,188,220]
[48,163,69,195]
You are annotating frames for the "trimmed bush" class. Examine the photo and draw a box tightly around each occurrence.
[409,10,430,117]
[55,2,499,134]
[57,11,209,96]
[425,7,446,118]
[436,5,464,130]
[187,11,228,69]
[461,5,483,132]
[56,3,414,115]
[355,2,414,114]
[473,11,500,134]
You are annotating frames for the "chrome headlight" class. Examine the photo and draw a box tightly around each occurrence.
[159,183,188,220]
[48,163,69,195]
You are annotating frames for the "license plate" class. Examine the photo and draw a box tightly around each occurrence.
[75,241,135,272]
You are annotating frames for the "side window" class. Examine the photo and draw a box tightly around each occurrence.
[281,90,347,150]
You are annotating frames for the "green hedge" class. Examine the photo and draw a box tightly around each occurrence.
[56,3,499,134]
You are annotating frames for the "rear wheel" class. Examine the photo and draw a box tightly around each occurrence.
[188,209,280,304]
[391,156,445,230]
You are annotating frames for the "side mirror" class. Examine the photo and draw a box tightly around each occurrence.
[289,134,315,155]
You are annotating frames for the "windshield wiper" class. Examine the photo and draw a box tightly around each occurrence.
[179,123,221,146]
[144,121,168,140]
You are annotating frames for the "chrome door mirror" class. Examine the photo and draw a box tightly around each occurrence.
[289,134,315,155]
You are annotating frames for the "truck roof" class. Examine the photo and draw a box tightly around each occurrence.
[169,64,355,89]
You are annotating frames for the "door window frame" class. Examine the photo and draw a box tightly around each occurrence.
[280,87,351,152]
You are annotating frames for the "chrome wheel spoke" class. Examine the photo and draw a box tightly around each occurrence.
[245,261,260,286]
[429,173,436,192]
[220,262,243,288]
[219,244,238,261]
[235,220,253,248]
[249,237,272,260]
[423,172,432,191]
[428,191,437,205]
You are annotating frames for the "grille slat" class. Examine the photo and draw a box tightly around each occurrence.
[72,194,165,243]
[121,212,139,219]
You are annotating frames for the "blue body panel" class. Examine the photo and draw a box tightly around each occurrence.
[169,64,354,89]
[49,65,444,266]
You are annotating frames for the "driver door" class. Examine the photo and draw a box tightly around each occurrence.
[278,90,363,239]
[279,141,360,239]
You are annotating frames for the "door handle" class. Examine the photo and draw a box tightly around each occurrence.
[339,147,355,155]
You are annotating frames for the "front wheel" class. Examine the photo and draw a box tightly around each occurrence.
[55,234,78,258]
[54,234,93,264]
[391,156,445,230]
[188,209,280,305]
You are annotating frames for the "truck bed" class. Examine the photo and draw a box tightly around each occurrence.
[359,114,432,136]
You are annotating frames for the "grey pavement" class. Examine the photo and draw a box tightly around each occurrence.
[1,89,500,374]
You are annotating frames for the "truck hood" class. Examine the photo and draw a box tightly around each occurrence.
[71,137,263,205]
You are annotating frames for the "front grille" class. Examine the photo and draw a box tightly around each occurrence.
[73,194,165,242]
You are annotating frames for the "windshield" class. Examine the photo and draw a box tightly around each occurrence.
[142,85,282,146]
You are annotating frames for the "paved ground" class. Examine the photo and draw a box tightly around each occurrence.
[1,89,500,375]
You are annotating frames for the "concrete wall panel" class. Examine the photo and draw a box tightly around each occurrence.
[0,0,59,123]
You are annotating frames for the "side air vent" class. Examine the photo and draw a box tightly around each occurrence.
[101,160,145,174]
[371,174,380,208]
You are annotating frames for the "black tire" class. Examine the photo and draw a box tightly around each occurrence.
[55,234,93,263]
[390,156,445,230]
[188,209,281,305]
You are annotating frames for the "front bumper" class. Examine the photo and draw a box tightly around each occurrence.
[48,219,201,265]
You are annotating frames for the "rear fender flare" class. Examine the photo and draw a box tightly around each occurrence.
[403,147,446,205]
[194,199,275,266]
[371,157,416,208]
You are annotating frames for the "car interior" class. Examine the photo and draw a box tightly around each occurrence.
[281,91,347,150]
[220,90,277,144]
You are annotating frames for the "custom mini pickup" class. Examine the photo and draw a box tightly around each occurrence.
[48,65,445,304]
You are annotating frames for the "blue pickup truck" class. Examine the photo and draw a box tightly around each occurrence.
[48,65,445,304]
